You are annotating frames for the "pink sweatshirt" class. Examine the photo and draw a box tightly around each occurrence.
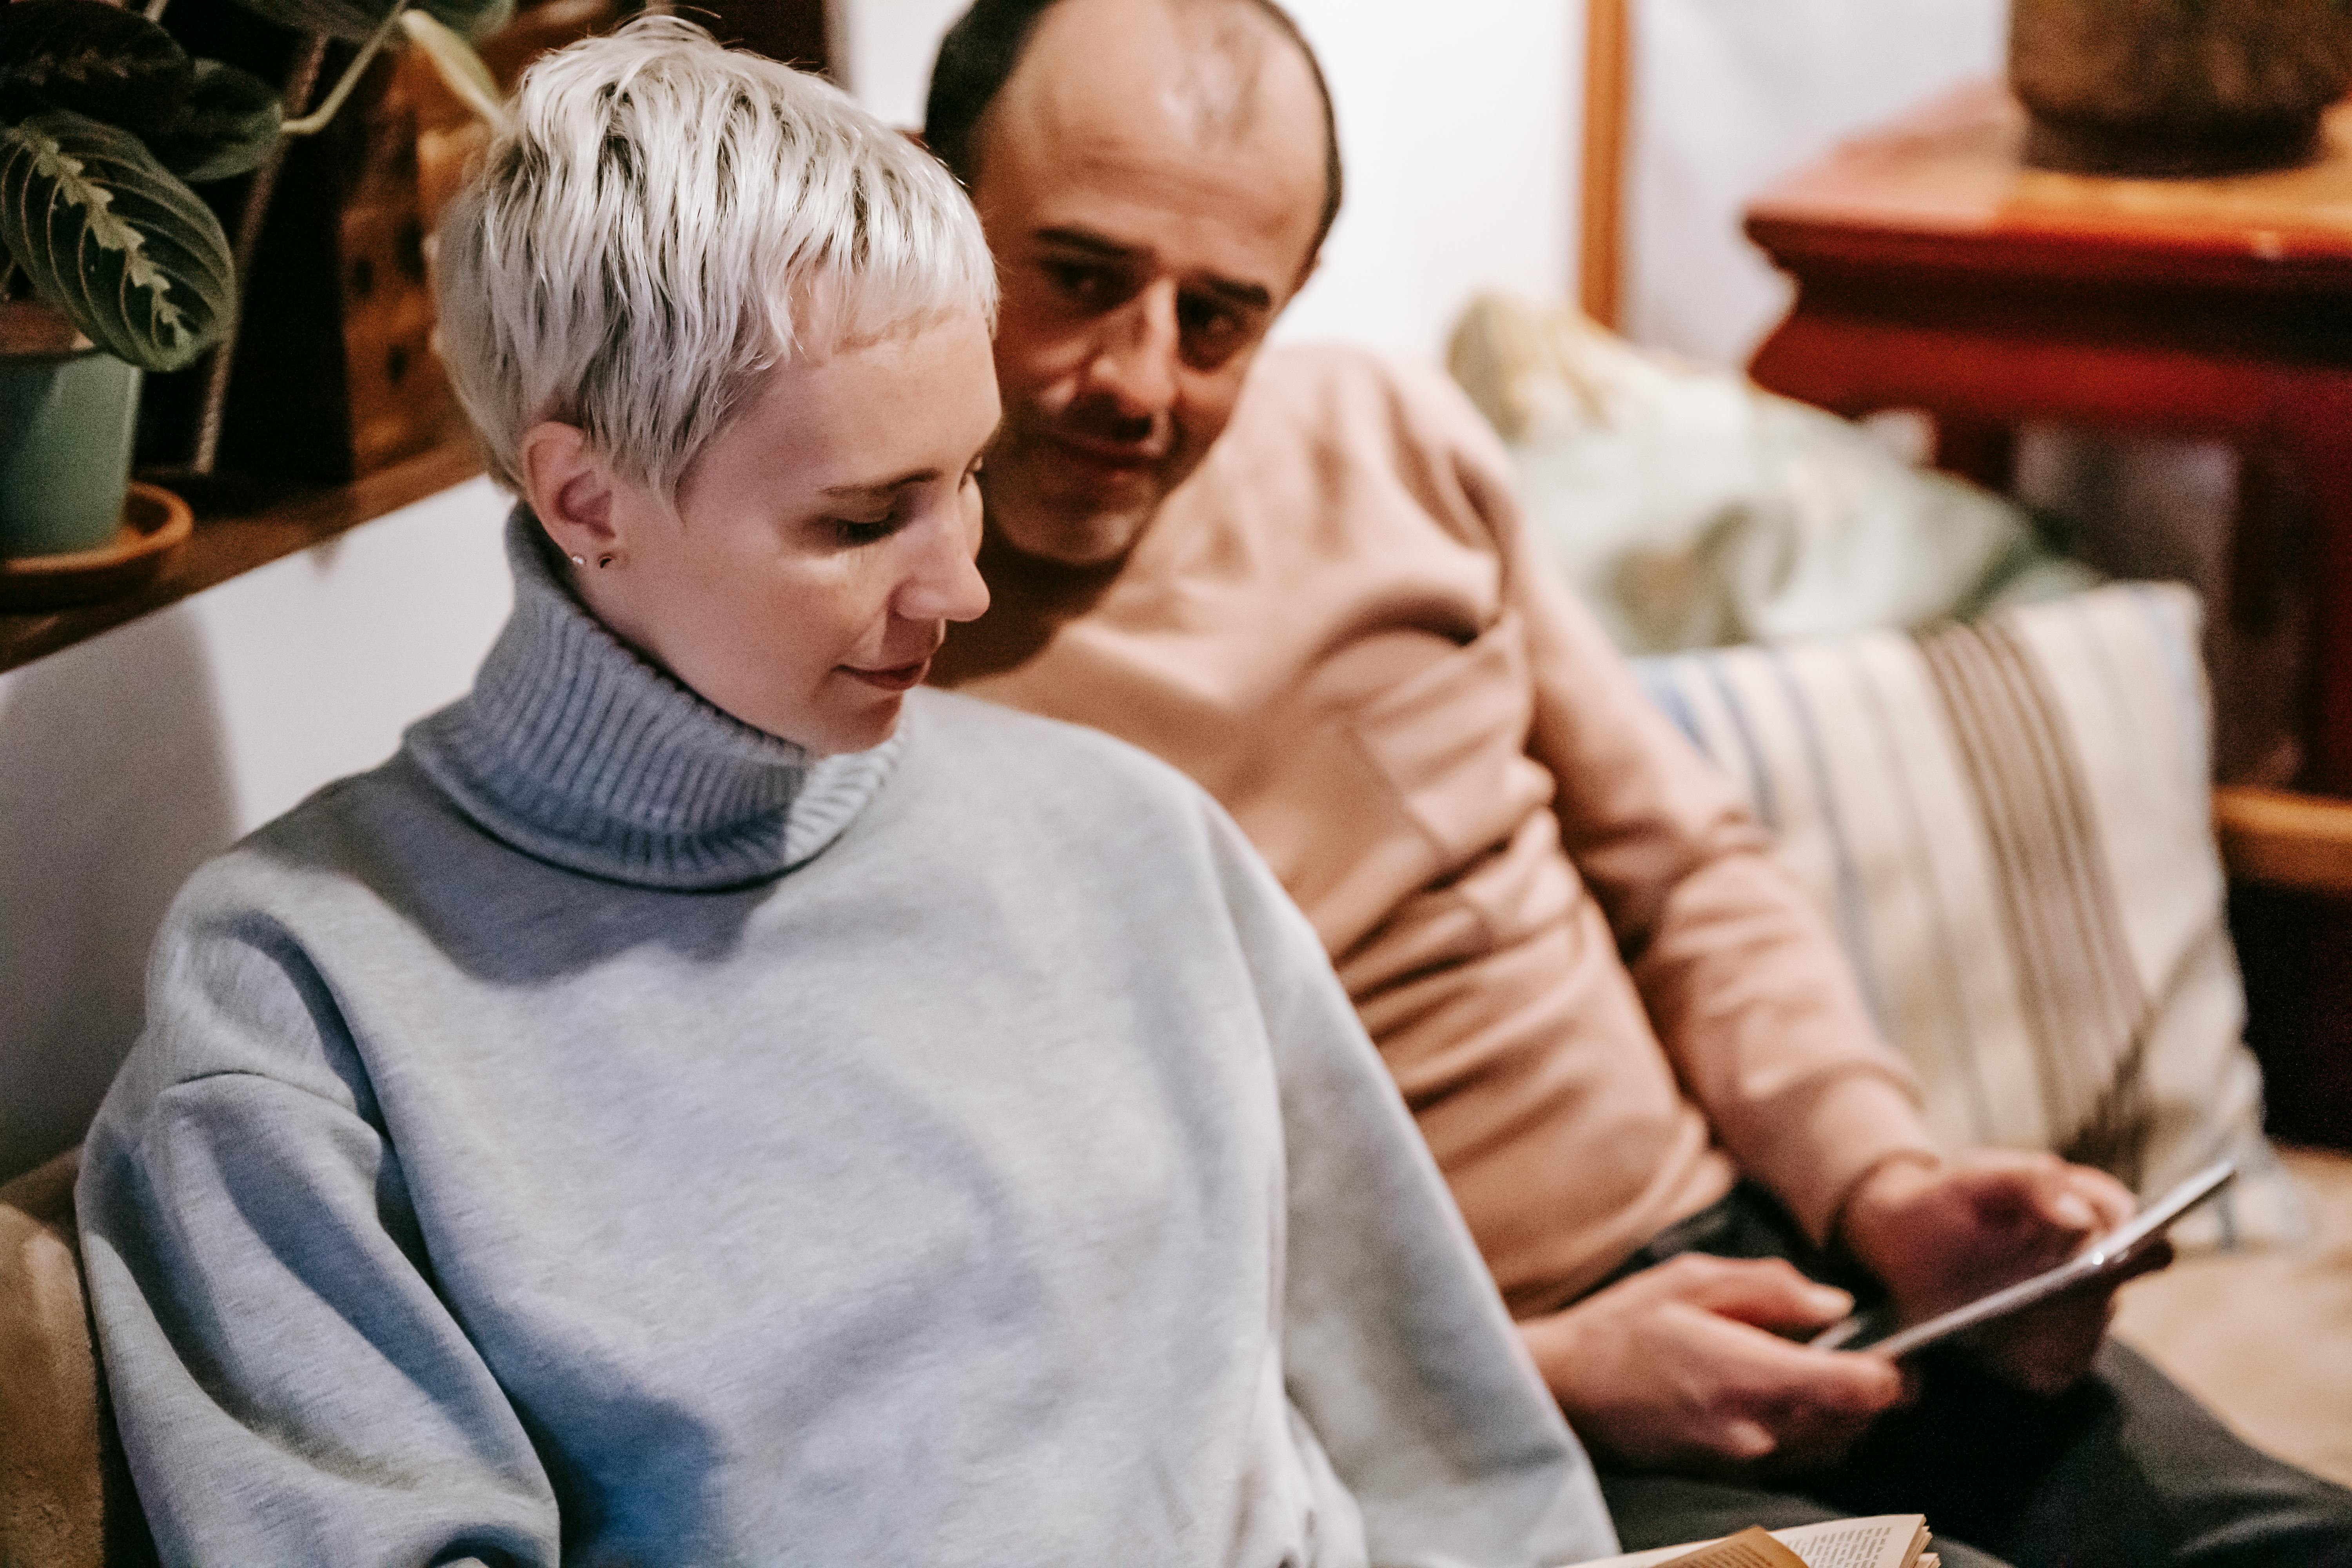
[937,345,1939,1316]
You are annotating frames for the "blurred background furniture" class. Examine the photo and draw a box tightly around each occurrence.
[1733,80,2352,1146]
[1574,0,2352,1489]
[1743,83,2352,813]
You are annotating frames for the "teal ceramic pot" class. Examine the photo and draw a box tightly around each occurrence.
[0,345,143,559]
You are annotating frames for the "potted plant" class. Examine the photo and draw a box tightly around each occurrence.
[0,0,502,564]
[2011,0,2352,176]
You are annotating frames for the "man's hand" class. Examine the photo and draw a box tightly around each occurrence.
[1835,1150,2161,1394]
[1518,1254,1904,1474]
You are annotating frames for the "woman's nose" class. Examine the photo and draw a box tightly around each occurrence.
[896,509,991,625]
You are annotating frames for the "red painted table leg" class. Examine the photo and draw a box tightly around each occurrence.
[2288,373,2352,796]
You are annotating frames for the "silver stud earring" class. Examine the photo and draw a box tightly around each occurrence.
[568,553,586,566]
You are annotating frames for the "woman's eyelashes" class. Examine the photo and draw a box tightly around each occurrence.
[828,490,916,546]
[828,463,980,547]
[830,509,901,546]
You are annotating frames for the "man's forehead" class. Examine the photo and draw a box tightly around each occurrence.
[989,0,1325,187]
[976,0,1327,274]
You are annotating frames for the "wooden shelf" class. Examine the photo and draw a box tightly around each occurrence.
[0,432,484,677]
[2218,784,2352,897]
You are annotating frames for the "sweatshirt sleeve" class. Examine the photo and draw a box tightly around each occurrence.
[76,891,559,1568]
[1406,357,1943,1247]
[1201,804,1620,1568]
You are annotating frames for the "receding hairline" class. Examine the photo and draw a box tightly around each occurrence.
[926,0,1343,260]
[990,0,1319,172]
[1161,0,1287,146]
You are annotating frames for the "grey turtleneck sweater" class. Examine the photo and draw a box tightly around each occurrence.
[76,515,1615,1568]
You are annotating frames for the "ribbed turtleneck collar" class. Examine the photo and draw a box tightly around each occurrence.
[405,508,901,891]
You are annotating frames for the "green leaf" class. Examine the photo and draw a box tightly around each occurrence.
[220,0,513,46]
[212,0,386,47]
[0,0,194,136]
[398,10,504,125]
[0,111,233,372]
[150,60,283,183]
[431,0,514,45]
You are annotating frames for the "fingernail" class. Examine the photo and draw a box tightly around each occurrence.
[2054,1195,2094,1228]
[1811,1286,1853,1312]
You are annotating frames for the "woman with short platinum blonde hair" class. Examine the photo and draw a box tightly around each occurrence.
[73,18,1615,1567]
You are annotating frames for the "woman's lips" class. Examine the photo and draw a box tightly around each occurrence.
[841,656,930,692]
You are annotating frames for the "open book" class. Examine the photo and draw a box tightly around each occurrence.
[1564,1514,1936,1568]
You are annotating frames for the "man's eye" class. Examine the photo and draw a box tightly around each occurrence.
[1178,295,1249,366]
[1042,260,1120,308]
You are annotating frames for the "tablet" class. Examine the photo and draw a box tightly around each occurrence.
[1810,1159,2236,1358]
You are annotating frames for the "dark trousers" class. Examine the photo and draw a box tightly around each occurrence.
[1590,1184,2352,1568]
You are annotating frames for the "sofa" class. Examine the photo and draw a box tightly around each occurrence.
[9,582,2346,1564]
[0,1148,152,1566]
[8,303,2347,1561]
[1445,290,2352,1495]
[10,1143,2347,1564]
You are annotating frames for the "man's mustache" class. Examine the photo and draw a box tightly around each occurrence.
[1038,396,1174,458]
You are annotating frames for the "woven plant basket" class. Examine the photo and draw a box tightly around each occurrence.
[2011,0,2352,176]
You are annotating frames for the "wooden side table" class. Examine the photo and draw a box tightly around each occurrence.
[1743,83,2352,834]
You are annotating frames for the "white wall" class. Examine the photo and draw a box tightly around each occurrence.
[833,0,968,128]
[1625,0,2007,365]
[837,0,2009,370]
[0,479,512,1181]
[836,0,1582,365]
[1271,0,1578,360]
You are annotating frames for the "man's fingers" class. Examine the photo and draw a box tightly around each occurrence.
[1690,1312,1906,1417]
[1718,1418,1777,1462]
[1681,1319,1902,1468]
[2035,1164,2138,1236]
[1658,1313,1901,1467]
[1983,1288,2116,1394]
[1654,1254,1854,1332]
[1530,1273,1911,1474]
[1958,1152,2092,1227]
[1955,1152,2136,1240]
[2069,1167,2140,1232]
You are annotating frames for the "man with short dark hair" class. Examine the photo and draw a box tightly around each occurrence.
[926,2,2352,1564]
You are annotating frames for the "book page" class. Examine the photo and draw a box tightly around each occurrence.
[1649,1527,1806,1568]
[1561,1514,1930,1568]
[1774,1515,1932,1568]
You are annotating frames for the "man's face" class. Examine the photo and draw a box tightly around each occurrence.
[966,0,1330,566]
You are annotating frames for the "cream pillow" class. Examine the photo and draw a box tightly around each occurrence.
[1635,583,2301,1249]
[1448,291,2098,654]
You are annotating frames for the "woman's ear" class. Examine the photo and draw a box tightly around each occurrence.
[518,421,619,565]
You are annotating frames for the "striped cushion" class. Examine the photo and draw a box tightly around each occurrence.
[1636,583,2300,1249]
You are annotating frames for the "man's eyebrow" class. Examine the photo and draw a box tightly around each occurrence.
[1033,227,1139,262]
[1197,275,1273,314]
[1034,227,1274,315]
